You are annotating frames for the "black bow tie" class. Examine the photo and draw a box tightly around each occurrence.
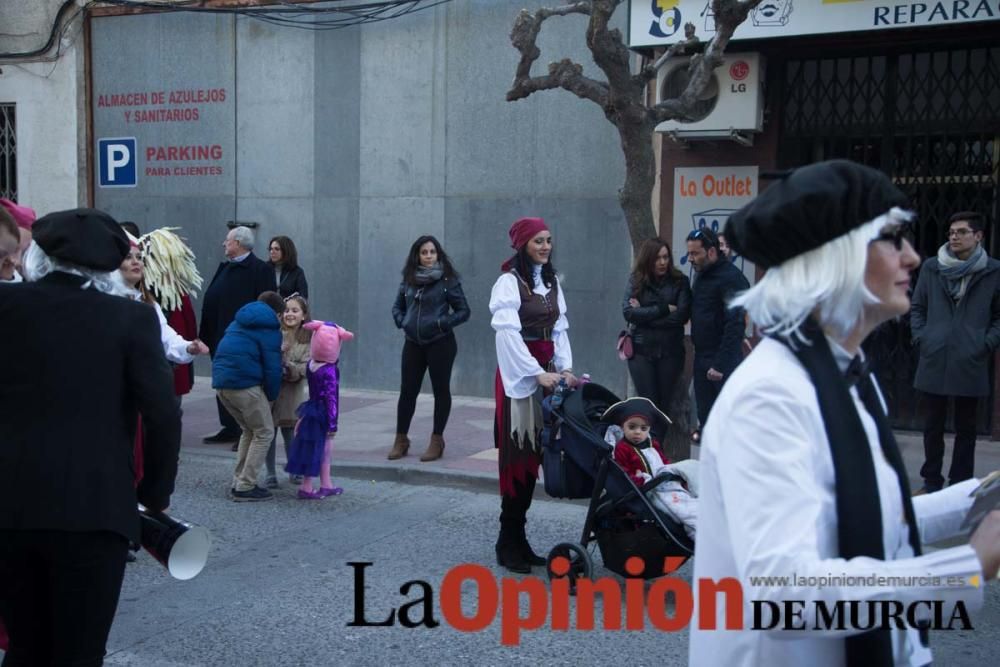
[844,355,871,387]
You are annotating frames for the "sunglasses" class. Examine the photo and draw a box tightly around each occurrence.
[873,224,915,251]
[687,228,719,249]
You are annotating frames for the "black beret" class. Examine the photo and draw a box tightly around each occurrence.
[723,160,909,269]
[32,208,130,271]
[601,397,672,433]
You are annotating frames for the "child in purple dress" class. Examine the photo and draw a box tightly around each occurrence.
[286,321,354,499]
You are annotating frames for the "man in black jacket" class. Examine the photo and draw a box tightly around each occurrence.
[199,225,274,443]
[0,209,181,666]
[686,227,750,431]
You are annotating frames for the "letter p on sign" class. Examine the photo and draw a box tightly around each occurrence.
[98,137,137,187]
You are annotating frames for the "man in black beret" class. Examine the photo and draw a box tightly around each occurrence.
[685,226,749,440]
[0,208,181,666]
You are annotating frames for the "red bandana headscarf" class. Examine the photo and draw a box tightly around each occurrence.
[501,217,549,271]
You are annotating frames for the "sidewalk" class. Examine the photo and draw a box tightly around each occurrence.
[181,377,1000,495]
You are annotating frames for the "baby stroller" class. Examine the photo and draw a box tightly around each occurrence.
[540,381,695,582]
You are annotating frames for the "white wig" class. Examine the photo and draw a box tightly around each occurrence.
[730,206,914,342]
[21,241,134,297]
[229,225,255,250]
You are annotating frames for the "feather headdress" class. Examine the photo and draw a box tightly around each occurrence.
[138,227,203,312]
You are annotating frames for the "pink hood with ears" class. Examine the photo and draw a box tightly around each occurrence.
[303,321,354,363]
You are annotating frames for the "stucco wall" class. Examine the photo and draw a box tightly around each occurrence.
[0,35,85,213]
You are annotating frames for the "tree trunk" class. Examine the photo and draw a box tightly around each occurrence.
[617,117,658,254]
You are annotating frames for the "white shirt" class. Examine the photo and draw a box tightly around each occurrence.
[489,266,572,398]
[690,336,983,667]
[153,301,195,365]
[129,292,194,365]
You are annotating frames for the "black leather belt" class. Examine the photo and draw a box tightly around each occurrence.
[521,327,553,341]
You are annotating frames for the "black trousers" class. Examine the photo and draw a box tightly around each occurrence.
[919,392,978,489]
[0,530,129,667]
[395,333,458,435]
[628,348,684,438]
[692,354,724,428]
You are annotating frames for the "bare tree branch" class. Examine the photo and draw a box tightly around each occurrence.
[650,0,763,124]
[636,22,700,84]
[507,2,610,107]
[586,0,638,101]
[507,58,610,105]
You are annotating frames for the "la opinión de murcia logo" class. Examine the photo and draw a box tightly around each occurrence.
[347,557,972,645]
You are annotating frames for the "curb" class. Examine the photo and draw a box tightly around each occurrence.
[182,445,574,502]
[333,460,499,495]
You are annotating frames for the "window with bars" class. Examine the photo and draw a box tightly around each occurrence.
[777,45,1000,434]
[0,104,14,201]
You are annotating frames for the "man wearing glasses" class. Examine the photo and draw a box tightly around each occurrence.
[911,211,1000,493]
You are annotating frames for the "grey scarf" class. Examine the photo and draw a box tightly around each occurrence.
[937,243,987,302]
[414,263,444,285]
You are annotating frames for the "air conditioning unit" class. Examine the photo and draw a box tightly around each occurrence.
[655,53,765,140]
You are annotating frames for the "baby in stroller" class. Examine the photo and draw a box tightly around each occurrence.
[604,398,698,540]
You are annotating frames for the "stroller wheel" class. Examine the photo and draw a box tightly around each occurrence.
[545,542,593,585]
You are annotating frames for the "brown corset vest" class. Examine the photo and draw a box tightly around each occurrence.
[512,270,559,340]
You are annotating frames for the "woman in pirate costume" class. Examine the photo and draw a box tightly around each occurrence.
[689,160,1000,667]
[489,217,577,573]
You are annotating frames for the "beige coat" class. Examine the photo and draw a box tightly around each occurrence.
[272,329,311,426]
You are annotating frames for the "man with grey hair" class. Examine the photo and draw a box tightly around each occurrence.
[199,225,274,444]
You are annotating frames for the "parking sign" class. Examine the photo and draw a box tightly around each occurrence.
[98,137,137,187]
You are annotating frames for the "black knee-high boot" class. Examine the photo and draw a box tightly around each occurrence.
[515,475,545,566]
[496,478,533,574]
[495,476,544,572]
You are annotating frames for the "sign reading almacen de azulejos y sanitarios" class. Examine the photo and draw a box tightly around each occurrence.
[629,0,1000,48]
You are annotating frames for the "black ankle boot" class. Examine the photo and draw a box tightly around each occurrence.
[495,525,530,574]
[517,523,546,567]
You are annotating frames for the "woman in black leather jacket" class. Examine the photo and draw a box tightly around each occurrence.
[388,235,471,462]
[622,238,691,437]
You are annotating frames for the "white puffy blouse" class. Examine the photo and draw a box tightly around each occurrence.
[489,265,572,399]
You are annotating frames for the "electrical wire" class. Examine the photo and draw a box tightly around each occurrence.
[95,0,454,31]
[0,0,454,61]
[0,0,82,60]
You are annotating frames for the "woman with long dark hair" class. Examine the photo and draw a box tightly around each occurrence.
[388,235,470,462]
[622,238,691,435]
[489,217,577,573]
[268,235,309,299]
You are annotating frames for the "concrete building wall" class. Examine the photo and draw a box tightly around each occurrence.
[83,1,632,398]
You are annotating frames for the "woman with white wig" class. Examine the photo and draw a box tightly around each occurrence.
[689,160,1000,667]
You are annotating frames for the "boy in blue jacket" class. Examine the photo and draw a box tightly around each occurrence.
[213,291,284,501]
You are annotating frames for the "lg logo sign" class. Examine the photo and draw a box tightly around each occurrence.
[729,61,750,93]
[98,137,137,188]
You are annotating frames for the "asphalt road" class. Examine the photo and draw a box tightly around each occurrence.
[9,450,998,666]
